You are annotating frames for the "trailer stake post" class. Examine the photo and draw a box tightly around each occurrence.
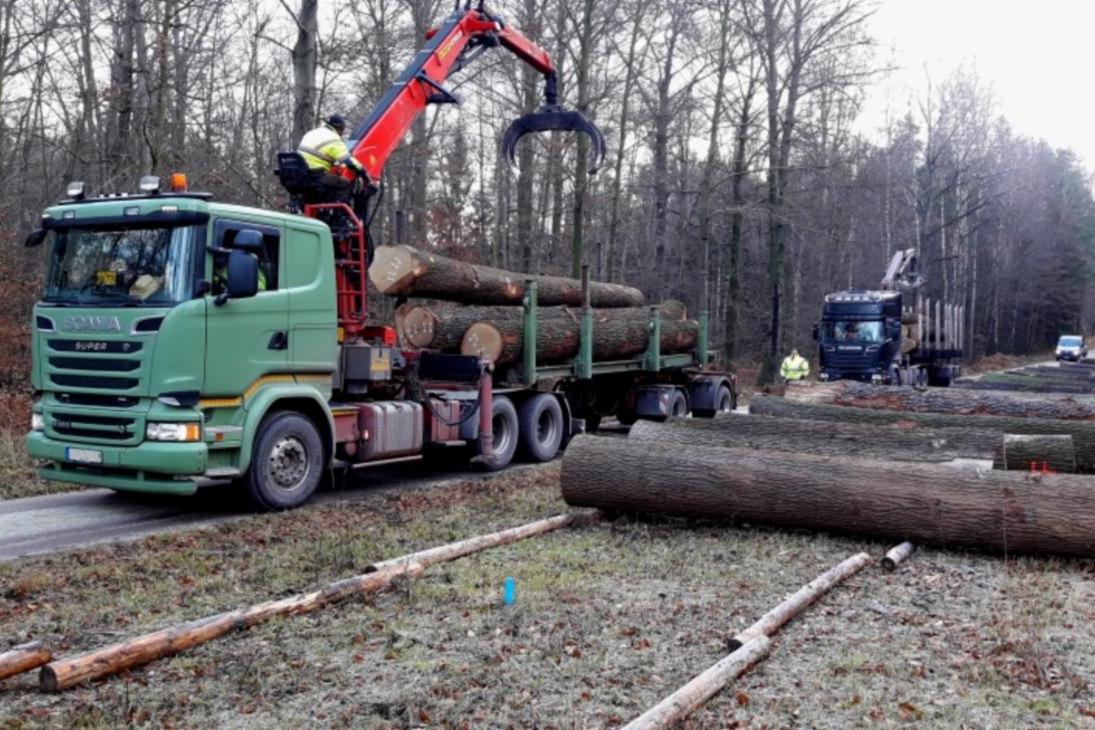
[523,279,538,386]
[577,264,593,379]
[645,307,661,372]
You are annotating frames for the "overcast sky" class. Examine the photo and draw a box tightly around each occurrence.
[858,0,1095,169]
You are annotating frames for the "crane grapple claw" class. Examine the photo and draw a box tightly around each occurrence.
[500,108,607,174]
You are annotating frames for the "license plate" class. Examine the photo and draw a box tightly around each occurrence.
[66,447,103,464]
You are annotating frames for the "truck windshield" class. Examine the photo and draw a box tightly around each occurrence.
[824,320,885,343]
[1059,336,1083,347]
[43,225,201,306]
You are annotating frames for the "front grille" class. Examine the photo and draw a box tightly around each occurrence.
[56,392,140,408]
[51,374,140,390]
[48,339,143,354]
[49,357,141,372]
[51,412,136,441]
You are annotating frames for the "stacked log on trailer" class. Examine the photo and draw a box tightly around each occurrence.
[369,245,698,365]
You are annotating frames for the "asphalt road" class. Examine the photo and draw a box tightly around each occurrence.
[0,460,546,563]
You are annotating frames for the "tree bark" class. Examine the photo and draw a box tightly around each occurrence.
[628,414,1001,462]
[289,0,318,143]
[369,245,645,307]
[994,434,1076,473]
[750,394,1095,471]
[621,636,771,730]
[461,302,695,365]
[0,641,51,681]
[560,435,1095,557]
[396,301,685,352]
[955,375,1095,395]
[787,381,1095,420]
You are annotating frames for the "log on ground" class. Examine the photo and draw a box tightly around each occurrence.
[559,435,1095,557]
[369,245,644,307]
[785,380,1095,420]
[749,394,1095,472]
[628,414,1001,462]
[41,512,589,691]
[994,434,1077,472]
[461,302,695,365]
[881,542,915,571]
[0,641,51,681]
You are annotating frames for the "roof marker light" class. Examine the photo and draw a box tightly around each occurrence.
[66,181,86,199]
[139,175,161,194]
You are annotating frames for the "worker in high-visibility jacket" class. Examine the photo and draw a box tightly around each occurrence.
[780,348,810,382]
[297,113,366,192]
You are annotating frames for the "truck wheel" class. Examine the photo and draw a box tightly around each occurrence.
[246,412,324,511]
[655,389,689,421]
[476,395,518,471]
[518,394,564,462]
[716,385,734,413]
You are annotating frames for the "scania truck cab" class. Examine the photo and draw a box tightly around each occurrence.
[25,178,733,509]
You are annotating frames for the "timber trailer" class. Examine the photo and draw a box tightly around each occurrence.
[814,248,964,386]
[24,3,735,510]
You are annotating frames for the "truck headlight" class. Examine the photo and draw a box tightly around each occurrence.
[146,422,201,442]
[31,413,44,431]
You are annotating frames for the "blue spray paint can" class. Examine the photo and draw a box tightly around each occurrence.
[503,576,516,606]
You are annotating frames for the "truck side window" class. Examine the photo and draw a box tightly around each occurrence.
[212,220,280,292]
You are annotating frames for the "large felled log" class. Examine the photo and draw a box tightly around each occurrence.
[628,415,1001,462]
[786,381,1095,420]
[0,641,51,681]
[621,636,771,730]
[369,244,645,307]
[397,301,686,356]
[726,552,872,650]
[749,394,1095,472]
[461,302,695,365]
[560,435,1095,557]
[954,378,1095,395]
[994,434,1076,472]
[41,513,589,691]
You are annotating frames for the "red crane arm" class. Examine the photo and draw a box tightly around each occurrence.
[346,5,556,181]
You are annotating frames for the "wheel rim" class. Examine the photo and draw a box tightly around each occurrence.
[718,393,732,412]
[537,408,558,446]
[492,412,513,456]
[266,435,309,492]
[672,396,687,416]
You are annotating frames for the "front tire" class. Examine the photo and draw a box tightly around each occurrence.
[246,412,324,511]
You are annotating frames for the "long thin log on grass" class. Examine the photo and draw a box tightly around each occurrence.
[368,511,598,572]
[0,641,52,681]
[881,542,915,571]
[621,636,771,730]
[42,513,590,692]
[726,552,872,650]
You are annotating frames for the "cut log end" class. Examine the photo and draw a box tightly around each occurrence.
[399,305,439,348]
[461,322,504,364]
[38,665,60,693]
[881,542,915,571]
[368,244,418,295]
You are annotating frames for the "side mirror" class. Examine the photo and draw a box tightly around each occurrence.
[24,229,46,248]
[215,249,259,305]
[811,324,819,341]
[888,321,902,340]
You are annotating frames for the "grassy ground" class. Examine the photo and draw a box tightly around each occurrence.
[1,465,1093,728]
[0,429,54,501]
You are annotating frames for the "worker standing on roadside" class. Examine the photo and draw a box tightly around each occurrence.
[297,113,366,192]
[780,348,810,383]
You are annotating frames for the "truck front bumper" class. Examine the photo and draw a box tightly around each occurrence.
[26,431,207,495]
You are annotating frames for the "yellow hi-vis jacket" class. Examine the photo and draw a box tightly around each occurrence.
[297,124,363,173]
[780,353,810,381]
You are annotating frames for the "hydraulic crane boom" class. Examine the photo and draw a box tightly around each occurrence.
[278,1,605,341]
[347,2,605,182]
